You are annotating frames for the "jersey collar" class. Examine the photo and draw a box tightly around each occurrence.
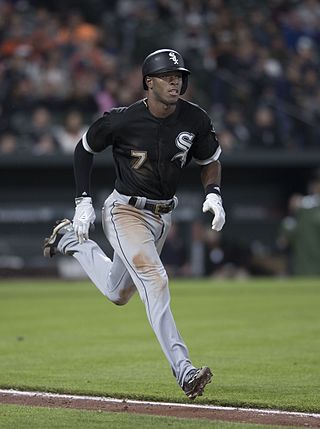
[143,98,181,123]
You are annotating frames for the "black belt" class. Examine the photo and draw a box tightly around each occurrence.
[128,197,175,214]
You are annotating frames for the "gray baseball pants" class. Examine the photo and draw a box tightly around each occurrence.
[58,190,194,386]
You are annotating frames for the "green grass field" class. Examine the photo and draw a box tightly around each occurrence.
[0,278,319,428]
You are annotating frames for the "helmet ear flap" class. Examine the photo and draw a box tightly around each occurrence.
[180,75,188,95]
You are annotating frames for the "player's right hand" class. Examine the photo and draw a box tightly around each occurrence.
[73,197,96,244]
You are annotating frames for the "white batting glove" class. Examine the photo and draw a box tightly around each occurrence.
[73,197,96,244]
[202,193,226,231]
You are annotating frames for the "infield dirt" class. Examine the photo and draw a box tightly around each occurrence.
[0,390,319,428]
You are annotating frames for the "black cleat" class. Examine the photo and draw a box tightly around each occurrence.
[182,366,213,400]
[43,219,72,258]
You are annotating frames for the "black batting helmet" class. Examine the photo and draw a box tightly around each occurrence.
[142,49,190,95]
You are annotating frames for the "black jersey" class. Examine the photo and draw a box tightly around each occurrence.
[83,98,221,200]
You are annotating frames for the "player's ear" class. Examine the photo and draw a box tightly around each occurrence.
[145,76,153,89]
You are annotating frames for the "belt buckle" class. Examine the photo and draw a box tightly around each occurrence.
[153,203,162,214]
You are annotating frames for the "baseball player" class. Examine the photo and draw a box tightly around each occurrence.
[43,49,225,400]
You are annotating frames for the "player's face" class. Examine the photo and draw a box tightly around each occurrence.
[149,71,183,105]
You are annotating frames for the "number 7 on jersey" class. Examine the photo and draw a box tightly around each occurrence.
[131,150,147,169]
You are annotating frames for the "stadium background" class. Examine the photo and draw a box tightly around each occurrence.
[1,0,320,278]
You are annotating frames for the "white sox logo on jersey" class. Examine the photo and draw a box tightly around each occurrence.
[171,132,195,167]
[169,52,179,65]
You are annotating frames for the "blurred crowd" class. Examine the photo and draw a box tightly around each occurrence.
[0,0,320,156]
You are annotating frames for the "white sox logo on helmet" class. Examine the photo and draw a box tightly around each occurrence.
[171,132,195,167]
[169,52,179,65]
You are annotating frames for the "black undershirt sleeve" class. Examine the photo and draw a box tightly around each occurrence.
[74,140,94,197]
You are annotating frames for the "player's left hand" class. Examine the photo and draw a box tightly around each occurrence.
[202,193,225,231]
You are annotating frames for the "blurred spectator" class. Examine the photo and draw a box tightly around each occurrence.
[54,110,88,153]
[0,131,18,154]
[220,106,250,151]
[32,134,57,156]
[27,107,59,155]
[95,77,119,114]
[217,129,238,153]
[250,105,282,148]
[278,170,320,276]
